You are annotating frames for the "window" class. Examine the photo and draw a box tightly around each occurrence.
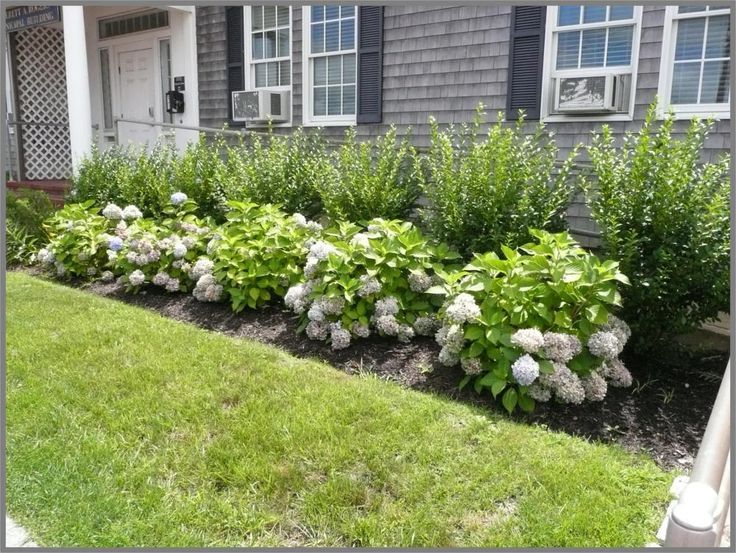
[541,5,642,120]
[98,9,168,40]
[658,6,730,119]
[247,6,291,88]
[159,39,173,124]
[302,5,357,125]
[99,49,113,131]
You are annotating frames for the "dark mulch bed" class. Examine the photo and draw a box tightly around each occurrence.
[17,268,729,471]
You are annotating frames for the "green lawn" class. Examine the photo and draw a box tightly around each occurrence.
[6,272,671,547]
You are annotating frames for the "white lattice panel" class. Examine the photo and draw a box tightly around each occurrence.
[14,25,72,180]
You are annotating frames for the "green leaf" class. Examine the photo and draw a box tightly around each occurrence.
[468,341,485,358]
[502,388,518,414]
[491,379,506,398]
[464,325,485,341]
[518,393,535,412]
[458,374,472,390]
[249,287,260,301]
[538,358,554,374]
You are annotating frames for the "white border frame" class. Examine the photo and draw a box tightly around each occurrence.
[301,5,357,127]
[540,5,643,123]
[656,5,731,120]
[243,5,293,127]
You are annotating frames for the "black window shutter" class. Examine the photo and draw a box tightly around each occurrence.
[357,6,383,124]
[225,6,245,126]
[506,6,546,120]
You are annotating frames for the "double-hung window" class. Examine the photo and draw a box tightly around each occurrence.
[541,5,642,120]
[303,5,357,125]
[658,6,730,119]
[246,6,291,89]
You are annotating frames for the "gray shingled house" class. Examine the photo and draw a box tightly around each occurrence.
[195,4,731,238]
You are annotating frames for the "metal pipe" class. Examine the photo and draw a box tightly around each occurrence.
[113,117,255,137]
[664,362,731,547]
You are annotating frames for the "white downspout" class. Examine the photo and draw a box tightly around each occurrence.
[62,6,92,176]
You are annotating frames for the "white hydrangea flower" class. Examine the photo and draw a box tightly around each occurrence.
[330,322,351,350]
[511,354,540,386]
[600,358,633,388]
[191,258,214,280]
[510,328,545,353]
[413,315,440,336]
[408,271,432,293]
[193,274,223,302]
[100,270,114,282]
[292,213,308,227]
[146,250,161,264]
[314,296,345,316]
[307,303,325,322]
[37,248,54,265]
[306,221,322,232]
[435,324,465,353]
[165,278,180,293]
[374,296,400,317]
[306,320,329,341]
[444,293,481,324]
[397,324,415,343]
[182,236,197,249]
[357,274,381,297]
[122,205,143,220]
[78,252,90,262]
[587,331,622,360]
[350,233,371,248]
[180,222,199,234]
[528,382,552,402]
[126,251,138,264]
[304,257,320,278]
[373,314,400,336]
[308,240,337,261]
[582,371,607,401]
[87,267,97,276]
[170,192,188,205]
[173,242,188,259]
[153,272,170,287]
[284,282,313,314]
[602,315,632,347]
[135,253,148,266]
[55,262,66,277]
[102,203,123,220]
[461,357,484,375]
[351,322,371,338]
[107,250,118,262]
[438,346,460,367]
[128,269,145,287]
[542,332,583,363]
[541,363,585,404]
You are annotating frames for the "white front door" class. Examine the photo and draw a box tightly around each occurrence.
[117,47,157,147]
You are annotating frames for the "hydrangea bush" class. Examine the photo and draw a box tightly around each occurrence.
[110,197,214,293]
[210,201,323,311]
[39,201,121,278]
[285,219,460,350]
[427,229,633,413]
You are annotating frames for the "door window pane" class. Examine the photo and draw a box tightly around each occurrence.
[100,49,113,129]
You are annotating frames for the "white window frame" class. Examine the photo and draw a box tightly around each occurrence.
[656,6,731,120]
[540,5,643,122]
[243,5,293,126]
[301,5,357,127]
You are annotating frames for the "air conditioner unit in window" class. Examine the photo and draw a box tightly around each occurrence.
[231,90,290,123]
[553,74,630,114]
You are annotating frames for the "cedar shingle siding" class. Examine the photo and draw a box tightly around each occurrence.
[195,5,730,243]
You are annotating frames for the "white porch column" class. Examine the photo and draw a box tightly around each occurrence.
[62,6,92,175]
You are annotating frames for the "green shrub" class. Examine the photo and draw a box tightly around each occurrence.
[226,127,327,217]
[419,106,578,257]
[583,104,731,346]
[284,218,460,349]
[68,145,134,207]
[171,134,231,219]
[7,221,38,266]
[316,126,421,223]
[211,201,323,311]
[427,230,632,413]
[118,143,177,217]
[6,188,55,265]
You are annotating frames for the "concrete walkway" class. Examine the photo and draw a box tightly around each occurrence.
[5,516,37,547]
